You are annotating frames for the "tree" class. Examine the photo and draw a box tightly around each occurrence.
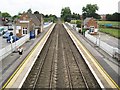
[61,7,72,22]
[82,4,100,19]
[106,14,112,21]
[44,14,49,18]
[12,15,20,21]
[112,12,120,21]
[27,8,32,13]
[44,14,57,22]
[72,13,80,20]
[2,12,11,18]
[34,11,40,14]
[106,12,120,21]
[18,12,22,16]
[76,20,81,28]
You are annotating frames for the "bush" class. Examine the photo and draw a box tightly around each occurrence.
[76,20,81,28]
[79,29,81,33]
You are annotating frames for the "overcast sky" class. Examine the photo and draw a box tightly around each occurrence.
[0,0,119,17]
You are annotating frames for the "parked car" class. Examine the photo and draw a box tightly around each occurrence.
[0,28,4,36]
[3,32,13,38]
[0,28,7,36]
[7,35,19,43]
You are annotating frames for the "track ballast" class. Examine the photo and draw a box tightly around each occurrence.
[21,23,101,89]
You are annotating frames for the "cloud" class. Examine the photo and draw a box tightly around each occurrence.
[0,0,119,16]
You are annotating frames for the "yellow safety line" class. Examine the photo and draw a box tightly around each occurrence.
[1,24,55,89]
[65,25,120,89]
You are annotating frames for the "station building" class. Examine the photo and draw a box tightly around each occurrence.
[15,12,43,38]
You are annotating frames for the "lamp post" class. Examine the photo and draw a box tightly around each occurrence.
[10,36,13,55]
[98,24,100,47]
[99,32,100,47]
[0,37,3,61]
[13,21,17,52]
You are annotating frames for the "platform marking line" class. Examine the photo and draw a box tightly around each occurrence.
[63,24,104,89]
[2,24,56,89]
[63,23,119,89]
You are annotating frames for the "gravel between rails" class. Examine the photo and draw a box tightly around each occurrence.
[21,23,101,89]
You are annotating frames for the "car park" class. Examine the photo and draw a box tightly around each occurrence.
[3,32,13,38]
[7,35,19,43]
[0,27,7,36]
[0,28,4,35]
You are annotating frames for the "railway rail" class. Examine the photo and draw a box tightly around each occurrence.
[21,23,101,89]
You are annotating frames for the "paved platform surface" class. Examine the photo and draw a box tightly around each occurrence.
[0,25,52,88]
[66,24,120,87]
[93,32,120,49]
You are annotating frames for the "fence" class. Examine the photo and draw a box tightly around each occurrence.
[0,22,54,61]
[43,22,53,28]
[67,22,120,59]
[85,31,119,57]
[0,34,29,61]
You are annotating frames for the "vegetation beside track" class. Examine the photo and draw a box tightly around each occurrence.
[99,28,120,38]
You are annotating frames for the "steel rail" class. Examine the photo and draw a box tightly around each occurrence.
[63,24,89,89]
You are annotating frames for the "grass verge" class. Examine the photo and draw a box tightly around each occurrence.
[99,28,120,39]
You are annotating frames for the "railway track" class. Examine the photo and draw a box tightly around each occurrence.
[21,23,101,89]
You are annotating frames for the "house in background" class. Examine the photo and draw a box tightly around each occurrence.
[15,12,43,38]
[100,14,106,20]
[83,17,98,35]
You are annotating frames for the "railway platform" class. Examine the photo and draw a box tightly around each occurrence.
[0,24,54,88]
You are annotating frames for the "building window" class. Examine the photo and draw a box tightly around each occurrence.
[23,27,27,34]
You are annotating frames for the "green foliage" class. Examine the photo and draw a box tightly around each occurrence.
[44,18,50,22]
[18,12,22,15]
[27,8,32,13]
[34,11,40,14]
[44,14,57,22]
[82,4,100,19]
[99,28,120,38]
[72,13,80,20]
[106,12,120,21]
[12,15,20,21]
[2,12,11,18]
[61,7,72,22]
[76,20,81,28]
[70,20,77,24]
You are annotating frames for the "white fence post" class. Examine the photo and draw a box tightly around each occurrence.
[85,31,119,57]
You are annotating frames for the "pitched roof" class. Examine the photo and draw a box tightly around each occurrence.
[28,13,40,26]
[83,18,91,25]
[34,14,42,22]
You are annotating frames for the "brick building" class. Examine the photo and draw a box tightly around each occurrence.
[83,17,98,34]
[84,17,98,29]
[100,14,106,20]
[15,12,43,38]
